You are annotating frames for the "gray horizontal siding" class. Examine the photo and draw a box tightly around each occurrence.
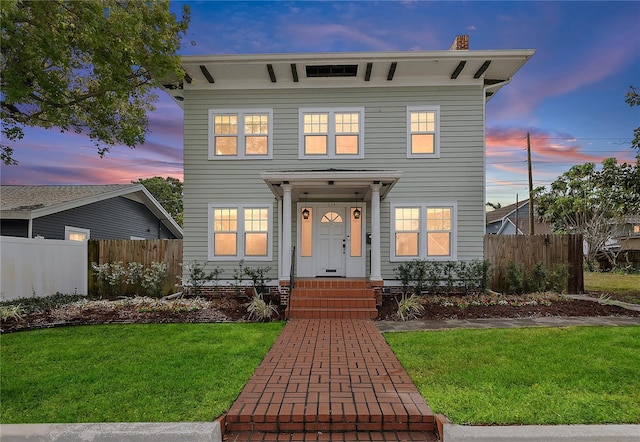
[31,197,177,240]
[183,85,486,279]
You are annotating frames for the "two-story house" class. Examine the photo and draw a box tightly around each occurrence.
[164,36,534,318]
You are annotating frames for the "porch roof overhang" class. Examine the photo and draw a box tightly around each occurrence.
[260,169,403,201]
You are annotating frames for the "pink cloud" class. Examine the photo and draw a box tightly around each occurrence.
[485,126,631,166]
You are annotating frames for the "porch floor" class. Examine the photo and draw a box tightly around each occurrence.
[222,319,436,440]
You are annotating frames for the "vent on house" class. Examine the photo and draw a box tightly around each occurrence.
[306,64,358,77]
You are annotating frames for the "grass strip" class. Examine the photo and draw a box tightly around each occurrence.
[1,322,284,423]
[385,326,640,425]
[584,271,640,304]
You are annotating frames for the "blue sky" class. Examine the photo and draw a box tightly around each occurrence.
[2,0,639,206]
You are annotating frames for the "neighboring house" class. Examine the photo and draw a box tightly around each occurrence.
[0,184,183,240]
[606,215,640,252]
[163,36,534,300]
[486,199,552,235]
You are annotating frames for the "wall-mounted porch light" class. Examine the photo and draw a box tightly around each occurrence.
[302,192,310,220]
[353,192,361,220]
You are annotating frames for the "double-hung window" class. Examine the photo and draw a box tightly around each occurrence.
[407,106,440,158]
[208,204,272,261]
[391,203,456,261]
[208,109,273,159]
[299,108,364,158]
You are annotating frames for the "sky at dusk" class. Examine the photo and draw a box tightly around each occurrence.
[1,0,639,206]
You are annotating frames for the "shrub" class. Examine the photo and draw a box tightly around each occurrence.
[0,293,85,315]
[142,262,169,297]
[501,261,568,294]
[529,261,548,293]
[246,288,278,322]
[396,294,424,321]
[92,261,170,298]
[243,265,272,295]
[394,259,490,296]
[0,304,24,322]
[179,261,221,296]
[506,261,526,294]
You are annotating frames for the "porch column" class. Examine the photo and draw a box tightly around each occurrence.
[281,184,293,280]
[370,183,382,281]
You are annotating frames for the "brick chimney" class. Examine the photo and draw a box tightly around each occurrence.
[449,35,469,50]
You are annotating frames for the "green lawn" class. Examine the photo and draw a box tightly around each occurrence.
[0,322,284,423]
[386,326,640,425]
[584,271,640,304]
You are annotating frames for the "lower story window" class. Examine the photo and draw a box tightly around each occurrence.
[65,226,90,241]
[209,204,272,261]
[391,203,456,261]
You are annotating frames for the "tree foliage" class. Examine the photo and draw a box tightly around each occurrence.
[626,86,640,156]
[135,176,183,226]
[534,158,639,264]
[1,0,190,165]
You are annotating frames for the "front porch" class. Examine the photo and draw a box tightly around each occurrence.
[285,278,383,319]
[261,169,403,283]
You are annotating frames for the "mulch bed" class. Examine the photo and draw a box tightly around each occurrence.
[376,295,640,321]
[1,294,637,333]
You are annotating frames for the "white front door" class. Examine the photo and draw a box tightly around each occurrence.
[316,207,346,276]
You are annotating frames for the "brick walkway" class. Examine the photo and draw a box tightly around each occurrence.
[223,319,436,441]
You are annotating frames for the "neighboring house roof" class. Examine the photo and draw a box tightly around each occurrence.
[486,199,552,235]
[164,48,535,106]
[0,184,183,238]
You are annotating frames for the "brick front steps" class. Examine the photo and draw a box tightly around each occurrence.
[286,279,378,319]
[223,319,436,440]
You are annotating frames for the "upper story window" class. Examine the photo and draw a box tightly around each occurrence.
[390,203,456,261]
[407,106,440,158]
[208,109,273,159]
[299,108,364,159]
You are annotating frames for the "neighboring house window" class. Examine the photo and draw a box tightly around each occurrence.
[208,109,273,159]
[208,204,272,261]
[634,225,640,234]
[299,108,364,158]
[65,226,90,241]
[407,106,440,158]
[390,203,456,261]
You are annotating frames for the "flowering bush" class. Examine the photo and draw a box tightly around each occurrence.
[91,261,169,298]
[142,262,168,297]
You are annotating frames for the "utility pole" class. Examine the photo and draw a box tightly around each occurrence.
[527,132,535,234]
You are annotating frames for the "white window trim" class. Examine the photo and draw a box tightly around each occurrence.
[208,108,273,160]
[390,202,457,261]
[208,203,273,261]
[65,226,90,241]
[299,107,365,159]
[406,105,440,158]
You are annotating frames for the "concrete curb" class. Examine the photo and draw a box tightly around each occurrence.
[442,423,640,442]
[0,422,222,442]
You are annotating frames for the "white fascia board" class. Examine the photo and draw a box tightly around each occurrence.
[181,49,535,65]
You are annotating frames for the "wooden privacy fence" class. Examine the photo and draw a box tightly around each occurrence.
[484,234,584,294]
[88,239,182,296]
